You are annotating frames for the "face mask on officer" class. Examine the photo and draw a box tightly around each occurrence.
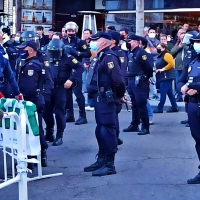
[90,41,99,51]
[14,37,20,42]
[193,42,200,53]
[19,49,29,59]
[126,42,131,50]
[67,29,76,39]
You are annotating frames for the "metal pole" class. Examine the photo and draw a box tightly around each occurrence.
[136,0,144,36]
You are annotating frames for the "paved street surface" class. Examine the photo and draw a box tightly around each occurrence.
[1,108,200,200]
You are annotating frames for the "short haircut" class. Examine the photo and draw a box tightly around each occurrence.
[160,34,167,39]
[84,29,92,34]
[36,26,44,31]
[49,28,55,32]
[120,28,128,34]
[140,37,148,49]
[106,26,116,31]
[53,32,62,39]
[148,27,156,32]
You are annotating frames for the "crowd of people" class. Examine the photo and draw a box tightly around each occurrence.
[0,22,200,183]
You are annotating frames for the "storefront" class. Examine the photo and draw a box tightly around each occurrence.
[105,0,200,34]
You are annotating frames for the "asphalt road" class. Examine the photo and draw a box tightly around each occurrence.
[0,109,200,200]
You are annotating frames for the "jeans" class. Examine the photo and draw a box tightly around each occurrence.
[82,69,87,93]
[158,80,178,110]
[175,70,183,98]
[146,100,153,118]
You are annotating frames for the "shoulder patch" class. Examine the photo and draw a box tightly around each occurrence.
[119,57,124,63]
[72,58,78,64]
[44,61,49,67]
[142,55,147,60]
[107,62,114,69]
[82,44,87,49]
[28,70,34,76]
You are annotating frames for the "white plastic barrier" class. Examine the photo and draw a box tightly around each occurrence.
[0,98,63,200]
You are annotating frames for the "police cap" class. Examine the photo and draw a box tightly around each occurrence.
[126,34,141,42]
[107,30,120,41]
[90,31,111,41]
[190,33,200,43]
[16,41,38,51]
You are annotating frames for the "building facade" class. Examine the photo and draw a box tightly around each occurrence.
[105,0,200,34]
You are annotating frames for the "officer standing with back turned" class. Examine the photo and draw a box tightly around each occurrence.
[123,34,153,135]
[178,34,200,184]
[63,21,91,125]
[84,32,125,176]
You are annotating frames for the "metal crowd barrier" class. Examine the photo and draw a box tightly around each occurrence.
[0,100,63,200]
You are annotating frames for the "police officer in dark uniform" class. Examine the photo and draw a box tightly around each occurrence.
[84,32,125,176]
[108,30,128,145]
[45,39,84,146]
[178,34,200,184]
[63,21,91,125]
[123,34,153,135]
[16,41,48,167]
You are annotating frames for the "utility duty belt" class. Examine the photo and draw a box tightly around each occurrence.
[189,96,200,103]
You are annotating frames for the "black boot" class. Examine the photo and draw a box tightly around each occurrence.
[123,125,140,132]
[45,128,55,142]
[187,172,200,184]
[66,109,75,123]
[84,153,105,172]
[118,138,123,145]
[75,110,88,125]
[52,130,63,146]
[92,154,116,176]
[41,149,47,167]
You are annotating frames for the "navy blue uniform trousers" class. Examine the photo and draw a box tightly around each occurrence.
[128,78,149,130]
[93,95,118,155]
[26,94,48,150]
[188,102,200,166]
[43,85,67,131]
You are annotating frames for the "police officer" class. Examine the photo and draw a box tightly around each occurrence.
[123,34,153,135]
[108,30,128,145]
[16,41,48,167]
[63,21,91,125]
[45,38,84,146]
[84,32,125,176]
[178,34,200,184]
[0,29,22,99]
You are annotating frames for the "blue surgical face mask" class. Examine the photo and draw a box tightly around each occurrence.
[193,43,200,53]
[14,37,20,42]
[90,41,99,51]
[19,50,29,59]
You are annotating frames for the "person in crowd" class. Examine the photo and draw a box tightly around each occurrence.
[160,34,173,51]
[182,23,190,33]
[146,27,160,101]
[63,21,91,125]
[84,32,125,176]
[171,30,186,102]
[178,34,200,184]
[105,25,116,31]
[173,28,186,45]
[36,26,49,51]
[143,27,150,37]
[153,43,178,113]
[10,34,15,42]
[61,27,67,39]
[48,28,55,40]
[123,34,153,135]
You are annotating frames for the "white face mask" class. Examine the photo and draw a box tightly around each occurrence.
[193,43,200,53]
[149,33,156,38]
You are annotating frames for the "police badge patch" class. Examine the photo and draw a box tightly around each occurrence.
[119,57,124,63]
[44,61,49,67]
[142,55,147,60]
[107,62,114,69]
[28,70,34,76]
[72,58,78,64]
[82,44,87,49]
[188,66,192,73]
